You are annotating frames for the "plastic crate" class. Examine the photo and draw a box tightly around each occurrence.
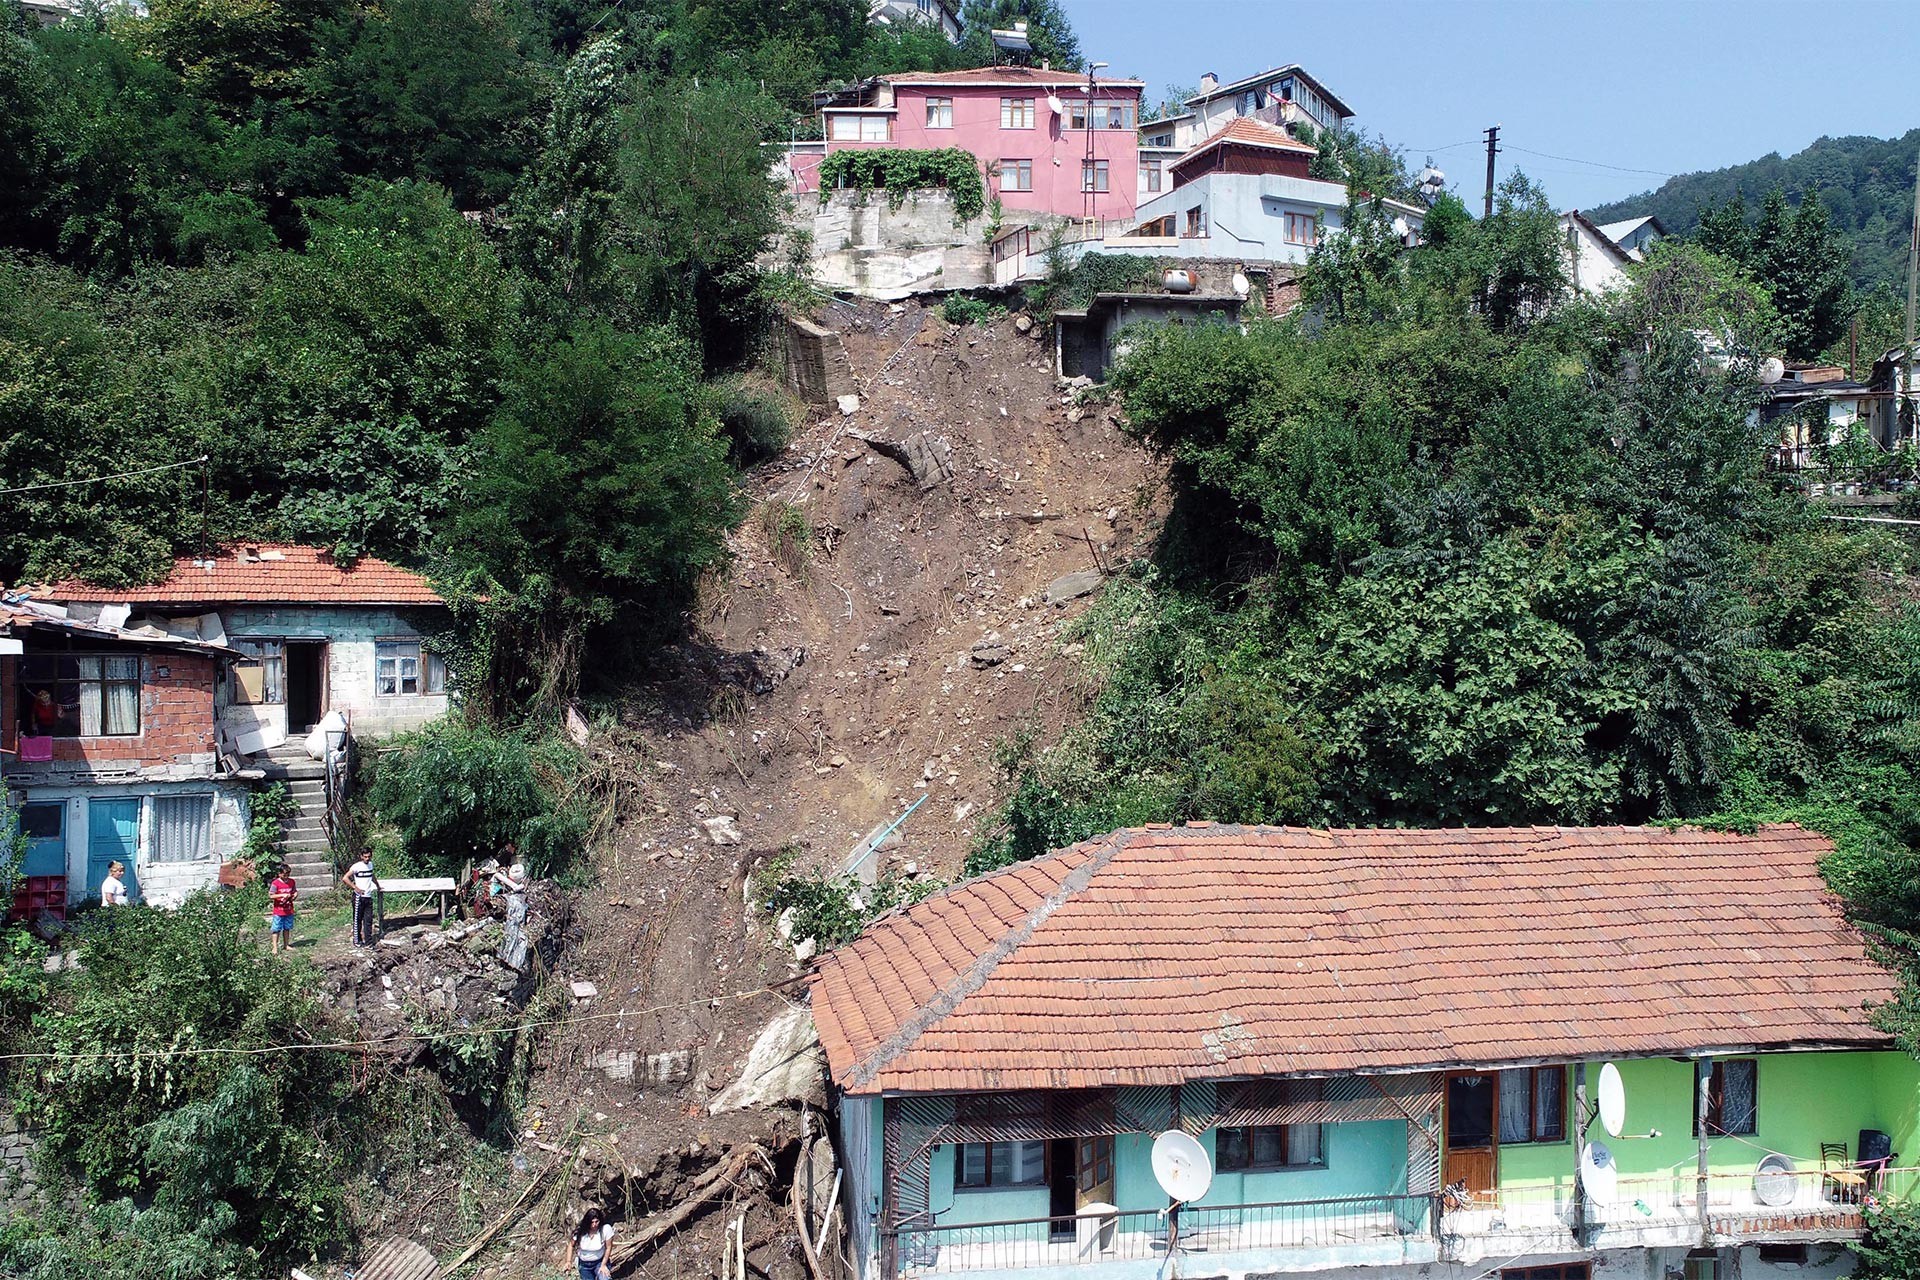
[8,875,67,923]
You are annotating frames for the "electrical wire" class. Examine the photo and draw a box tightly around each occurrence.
[1504,145,1674,180]
[0,455,210,497]
[0,980,796,1065]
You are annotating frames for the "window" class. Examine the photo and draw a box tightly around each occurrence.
[18,654,140,737]
[956,1141,1046,1188]
[1143,158,1162,192]
[231,639,284,705]
[999,159,1032,192]
[1497,1067,1566,1144]
[151,794,212,863]
[376,641,421,696]
[20,803,61,841]
[1700,1059,1758,1136]
[1184,206,1206,238]
[1216,1123,1324,1170]
[828,114,889,142]
[1102,103,1135,130]
[1758,1245,1808,1266]
[1502,1266,1591,1280]
[1146,131,1172,147]
[425,650,449,695]
[1081,159,1109,193]
[1000,97,1034,129]
[1283,211,1321,246]
[925,97,953,128]
[917,0,932,10]
[1067,102,1088,130]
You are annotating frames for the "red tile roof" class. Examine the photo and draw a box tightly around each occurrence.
[809,824,1894,1095]
[1181,116,1320,161]
[884,66,1144,89]
[37,545,442,607]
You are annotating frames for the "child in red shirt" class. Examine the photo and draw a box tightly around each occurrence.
[268,866,298,956]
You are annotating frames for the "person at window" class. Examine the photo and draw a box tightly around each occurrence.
[569,1207,617,1280]
[25,687,57,735]
[267,863,298,956]
[100,860,130,907]
[342,855,381,946]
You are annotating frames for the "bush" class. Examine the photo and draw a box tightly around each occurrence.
[363,717,589,876]
[1858,1200,1920,1280]
[817,147,987,222]
[758,847,941,948]
[711,374,796,465]
[941,294,1001,326]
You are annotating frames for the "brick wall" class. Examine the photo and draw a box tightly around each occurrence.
[6,649,218,784]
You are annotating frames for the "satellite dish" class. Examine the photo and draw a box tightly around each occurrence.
[1760,357,1786,385]
[1579,1141,1617,1204]
[1046,93,1066,117]
[1598,1062,1626,1138]
[1231,272,1251,298]
[1754,1153,1798,1208]
[1151,1131,1213,1203]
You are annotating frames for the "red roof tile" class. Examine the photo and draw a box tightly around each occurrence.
[809,824,1895,1095]
[1177,116,1320,166]
[37,545,442,606]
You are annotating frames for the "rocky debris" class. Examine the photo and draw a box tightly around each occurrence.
[709,1008,827,1114]
[835,393,860,416]
[970,640,1013,667]
[1046,568,1104,606]
[700,815,743,845]
[847,426,954,490]
[1013,312,1034,334]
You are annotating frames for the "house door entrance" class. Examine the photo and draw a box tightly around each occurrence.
[1443,1072,1498,1198]
[87,798,140,904]
[285,642,327,733]
[1075,1133,1115,1209]
[1046,1139,1077,1239]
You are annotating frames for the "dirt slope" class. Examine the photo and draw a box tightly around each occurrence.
[473,298,1165,1277]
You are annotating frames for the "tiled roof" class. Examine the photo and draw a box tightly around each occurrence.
[1179,116,1320,164]
[37,545,442,606]
[884,66,1144,89]
[809,823,1894,1095]
[1187,65,1355,119]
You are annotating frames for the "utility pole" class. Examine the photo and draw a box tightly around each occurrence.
[1903,138,1918,442]
[1483,125,1501,219]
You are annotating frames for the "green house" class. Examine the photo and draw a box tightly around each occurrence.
[810,824,1920,1280]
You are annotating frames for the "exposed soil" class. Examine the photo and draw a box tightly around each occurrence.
[344,298,1168,1279]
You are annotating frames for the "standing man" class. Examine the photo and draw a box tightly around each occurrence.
[341,854,380,947]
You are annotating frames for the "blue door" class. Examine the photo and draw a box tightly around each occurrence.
[18,803,65,877]
[87,798,140,904]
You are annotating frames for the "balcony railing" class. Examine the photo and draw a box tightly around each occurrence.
[888,1194,1437,1276]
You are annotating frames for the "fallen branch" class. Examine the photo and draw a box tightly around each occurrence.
[441,1149,566,1273]
[606,1144,775,1273]
[793,1156,827,1280]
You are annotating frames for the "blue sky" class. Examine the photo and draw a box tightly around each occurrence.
[1063,0,1920,212]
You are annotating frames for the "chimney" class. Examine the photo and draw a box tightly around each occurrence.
[1041,58,1049,70]
[1199,71,1218,94]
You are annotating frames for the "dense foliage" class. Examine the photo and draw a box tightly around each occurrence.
[1696,186,1857,360]
[1585,129,1920,293]
[978,176,1920,1012]
[818,147,989,222]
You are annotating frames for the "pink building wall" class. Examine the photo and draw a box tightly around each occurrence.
[811,74,1143,223]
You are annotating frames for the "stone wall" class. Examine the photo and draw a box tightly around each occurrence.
[780,315,858,407]
[0,1113,43,1220]
[800,189,996,299]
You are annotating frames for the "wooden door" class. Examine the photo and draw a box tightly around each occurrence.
[87,798,141,904]
[1076,1134,1115,1208]
[1443,1072,1498,1197]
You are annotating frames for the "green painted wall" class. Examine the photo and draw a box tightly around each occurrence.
[1497,1051,1919,1192]
[929,1143,1051,1239]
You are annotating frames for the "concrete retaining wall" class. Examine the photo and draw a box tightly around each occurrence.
[781,315,858,408]
[801,190,995,298]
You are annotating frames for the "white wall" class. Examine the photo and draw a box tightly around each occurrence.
[10,780,250,907]
[217,605,450,739]
[1563,218,1632,296]
[1123,171,1358,264]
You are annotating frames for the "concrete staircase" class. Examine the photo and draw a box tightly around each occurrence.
[261,744,335,890]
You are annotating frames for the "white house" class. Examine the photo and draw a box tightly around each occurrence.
[1558,211,1637,297]
[866,0,961,43]
[1596,214,1667,261]
[1761,364,1872,469]
[1163,65,1354,153]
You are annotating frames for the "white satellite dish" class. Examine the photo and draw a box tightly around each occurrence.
[1579,1141,1617,1204]
[1760,357,1786,385]
[1046,92,1066,117]
[1231,272,1251,298]
[1754,1153,1798,1208]
[1597,1062,1626,1138]
[1151,1130,1214,1203]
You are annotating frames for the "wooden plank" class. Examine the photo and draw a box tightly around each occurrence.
[377,877,458,892]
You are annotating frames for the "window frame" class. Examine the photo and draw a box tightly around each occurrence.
[1699,1059,1759,1137]
[150,792,214,864]
[18,652,142,738]
[1000,97,1034,129]
[1283,211,1321,247]
[925,96,953,129]
[1184,206,1207,238]
[1067,102,1089,131]
[230,638,286,706]
[1143,157,1163,192]
[999,159,1033,192]
[375,640,423,698]
[1496,1066,1568,1145]
[1215,1122,1325,1172]
[1102,103,1136,131]
[1080,159,1109,193]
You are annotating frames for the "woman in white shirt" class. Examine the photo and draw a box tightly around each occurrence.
[569,1207,616,1280]
[100,861,130,907]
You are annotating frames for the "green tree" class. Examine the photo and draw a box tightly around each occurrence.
[1761,188,1854,359]
[507,33,623,308]
[957,0,1080,70]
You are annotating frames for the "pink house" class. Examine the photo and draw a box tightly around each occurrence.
[805,66,1145,223]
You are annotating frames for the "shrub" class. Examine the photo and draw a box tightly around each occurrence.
[711,374,796,466]
[757,499,812,574]
[941,294,1001,326]
[363,717,589,876]
[817,147,987,222]
[758,848,941,948]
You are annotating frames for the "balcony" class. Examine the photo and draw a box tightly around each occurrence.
[889,1195,1440,1280]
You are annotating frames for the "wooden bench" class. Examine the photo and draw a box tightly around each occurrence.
[374,877,459,927]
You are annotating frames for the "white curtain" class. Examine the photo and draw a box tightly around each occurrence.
[77,657,103,735]
[105,657,139,734]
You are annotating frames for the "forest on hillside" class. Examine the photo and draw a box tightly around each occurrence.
[1585,130,1920,293]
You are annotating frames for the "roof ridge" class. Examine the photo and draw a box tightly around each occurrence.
[842,828,1136,1090]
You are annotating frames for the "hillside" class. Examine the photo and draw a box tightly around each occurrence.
[1584,129,1919,290]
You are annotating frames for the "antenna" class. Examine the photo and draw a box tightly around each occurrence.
[1046,92,1066,116]
[1760,356,1786,385]
[1579,1141,1618,1204]
[1597,1062,1626,1137]
[1151,1131,1213,1203]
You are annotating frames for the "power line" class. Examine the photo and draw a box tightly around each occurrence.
[0,455,209,498]
[1504,144,1674,180]
[0,980,794,1065]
